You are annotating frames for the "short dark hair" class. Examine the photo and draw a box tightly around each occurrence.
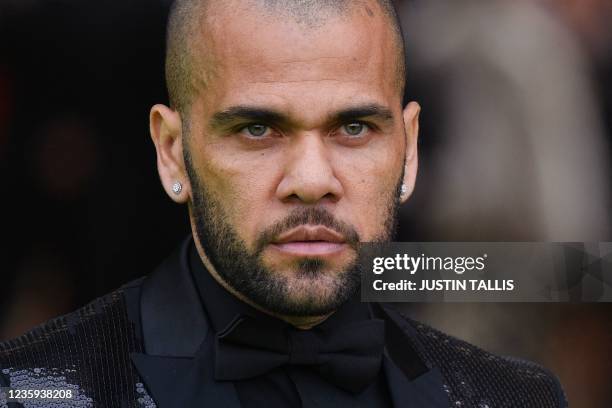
[165,0,406,114]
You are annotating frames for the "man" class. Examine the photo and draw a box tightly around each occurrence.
[0,0,566,407]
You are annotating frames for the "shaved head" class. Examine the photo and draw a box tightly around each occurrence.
[165,0,406,115]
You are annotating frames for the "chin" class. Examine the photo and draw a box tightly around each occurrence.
[263,249,357,276]
[279,266,357,301]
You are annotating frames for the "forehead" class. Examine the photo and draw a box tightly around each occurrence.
[192,2,400,119]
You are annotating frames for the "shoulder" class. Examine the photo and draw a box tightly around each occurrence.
[385,305,568,408]
[0,279,145,403]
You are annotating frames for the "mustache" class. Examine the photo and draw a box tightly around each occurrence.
[254,207,361,253]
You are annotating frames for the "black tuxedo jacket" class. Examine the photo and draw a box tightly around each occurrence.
[0,238,567,407]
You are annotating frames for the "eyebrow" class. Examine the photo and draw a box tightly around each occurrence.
[208,103,395,131]
[209,107,289,130]
[333,104,394,125]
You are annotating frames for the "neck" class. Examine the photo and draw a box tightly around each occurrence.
[192,236,333,330]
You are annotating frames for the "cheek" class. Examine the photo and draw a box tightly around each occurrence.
[352,179,399,240]
[332,142,403,239]
[194,141,283,247]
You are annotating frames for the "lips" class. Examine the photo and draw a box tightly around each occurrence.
[270,225,348,256]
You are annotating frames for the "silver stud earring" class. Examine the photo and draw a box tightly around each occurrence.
[400,184,408,196]
[172,181,183,195]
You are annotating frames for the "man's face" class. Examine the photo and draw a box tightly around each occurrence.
[176,3,417,316]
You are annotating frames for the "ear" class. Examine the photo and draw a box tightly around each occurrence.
[149,104,190,203]
[400,101,420,203]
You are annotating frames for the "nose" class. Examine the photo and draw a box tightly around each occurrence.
[275,134,343,204]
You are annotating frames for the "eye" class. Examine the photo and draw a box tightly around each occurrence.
[341,122,368,137]
[243,124,270,138]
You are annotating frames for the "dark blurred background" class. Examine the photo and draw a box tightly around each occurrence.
[0,0,611,406]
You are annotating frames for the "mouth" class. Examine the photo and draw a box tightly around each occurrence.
[269,225,348,257]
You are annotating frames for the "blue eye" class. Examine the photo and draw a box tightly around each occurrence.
[245,124,269,137]
[342,122,367,136]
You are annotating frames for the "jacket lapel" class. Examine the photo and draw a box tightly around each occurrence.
[383,357,449,408]
[129,236,241,408]
[130,336,241,407]
[371,303,450,408]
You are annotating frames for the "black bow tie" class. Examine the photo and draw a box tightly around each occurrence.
[214,314,385,393]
